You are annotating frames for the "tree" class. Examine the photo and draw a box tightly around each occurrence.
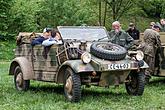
[9,0,40,33]
[137,0,165,18]
[105,0,135,21]
[0,0,13,40]
[36,0,97,29]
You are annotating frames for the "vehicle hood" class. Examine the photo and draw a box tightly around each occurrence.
[90,55,139,71]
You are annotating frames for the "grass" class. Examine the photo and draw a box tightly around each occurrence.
[0,62,165,110]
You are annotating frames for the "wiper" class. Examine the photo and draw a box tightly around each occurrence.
[98,36,107,41]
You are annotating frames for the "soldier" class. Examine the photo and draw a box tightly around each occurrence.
[150,22,156,29]
[126,22,140,40]
[156,19,165,32]
[139,27,161,83]
[152,25,164,74]
[108,21,134,50]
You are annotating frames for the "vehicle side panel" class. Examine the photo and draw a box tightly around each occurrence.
[15,44,32,61]
[32,45,59,81]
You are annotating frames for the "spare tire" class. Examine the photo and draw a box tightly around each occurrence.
[90,42,127,60]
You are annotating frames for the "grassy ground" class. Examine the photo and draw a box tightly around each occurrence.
[0,62,165,110]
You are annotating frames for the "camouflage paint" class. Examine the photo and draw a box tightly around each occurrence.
[11,29,150,86]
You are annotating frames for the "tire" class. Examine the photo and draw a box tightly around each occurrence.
[125,71,145,96]
[90,42,127,60]
[14,66,30,91]
[64,67,81,102]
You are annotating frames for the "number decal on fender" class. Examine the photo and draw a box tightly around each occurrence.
[108,63,131,70]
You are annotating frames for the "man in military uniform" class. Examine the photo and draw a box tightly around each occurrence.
[108,21,134,50]
[126,22,140,40]
[152,25,165,73]
[157,19,165,32]
[139,26,161,83]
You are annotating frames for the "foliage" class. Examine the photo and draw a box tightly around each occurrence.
[0,41,15,61]
[0,0,14,40]
[7,0,98,34]
[1,0,165,40]
[0,62,165,109]
[137,0,165,18]
[36,0,97,29]
[106,0,135,21]
[9,0,41,33]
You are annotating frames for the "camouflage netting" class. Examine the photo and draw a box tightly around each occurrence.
[16,32,42,45]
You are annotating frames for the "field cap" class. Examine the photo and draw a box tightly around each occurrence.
[153,25,161,30]
[129,22,134,27]
[43,28,52,33]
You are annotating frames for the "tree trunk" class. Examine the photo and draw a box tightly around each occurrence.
[99,0,102,26]
[112,0,116,21]
[103,0,107,26]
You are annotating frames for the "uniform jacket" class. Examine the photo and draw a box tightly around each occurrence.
[108,30,134,49]
[139,29,161,57]
[161,25,165,32]
[31,36,46,46]
[126,28,140,40]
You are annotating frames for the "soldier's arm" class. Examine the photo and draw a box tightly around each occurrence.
[156,35,164,59]
[108,31,116,43]
[137,30,140,40]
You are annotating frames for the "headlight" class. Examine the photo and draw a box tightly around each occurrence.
[81,52,91,64]
[136,50,144,61]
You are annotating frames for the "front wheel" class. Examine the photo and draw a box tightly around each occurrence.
[14,66,30,91]
[64,68,81,102]
[125,71,145,96]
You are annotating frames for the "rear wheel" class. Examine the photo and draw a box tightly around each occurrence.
[14,66,30,91]
[64,67,81,102]
[125,71,145,96]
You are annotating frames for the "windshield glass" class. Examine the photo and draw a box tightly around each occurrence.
[58,26,108,41]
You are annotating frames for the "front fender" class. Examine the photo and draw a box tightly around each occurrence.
[9,57,34,80]
[56,60,95,83]
[60,60,95,73]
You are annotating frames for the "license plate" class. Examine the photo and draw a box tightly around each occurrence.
[108,63,131,70]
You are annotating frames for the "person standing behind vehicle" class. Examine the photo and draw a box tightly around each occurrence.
[150,22,156,29]
[156,19,165,32]
[31,28,52,46]
[152,25,164,74]
[108,21,134,50]
[42,29,63,46]
[126,23,140,40]
[138,27,161,83]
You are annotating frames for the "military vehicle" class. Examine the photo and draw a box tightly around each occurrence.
[9,26,148,102]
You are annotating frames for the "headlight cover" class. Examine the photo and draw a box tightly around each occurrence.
[81,52,91,64]
[136,50,144,61]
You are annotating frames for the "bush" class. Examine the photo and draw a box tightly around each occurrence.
[0,41,15,61]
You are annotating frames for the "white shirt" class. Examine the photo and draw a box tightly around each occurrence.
[42,37,63,46]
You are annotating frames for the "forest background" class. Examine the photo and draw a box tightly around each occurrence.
[1,0,165,60]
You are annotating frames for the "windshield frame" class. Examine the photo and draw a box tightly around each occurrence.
[57,26,109,41]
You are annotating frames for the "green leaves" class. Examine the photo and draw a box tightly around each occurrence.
[36,0,96,28]
[137,0,165,18]
[5,0,97,34]
[1,0,165,40]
